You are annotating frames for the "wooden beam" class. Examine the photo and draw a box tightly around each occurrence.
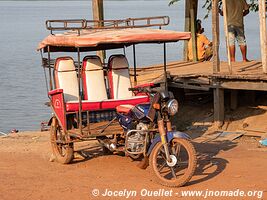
[169,82,210,91]
[212,0,220,73]
[92,0,105,62]
[222,0,232,73]
[259,0,267,73]
[218,81,267,91]
[213,87,224,127]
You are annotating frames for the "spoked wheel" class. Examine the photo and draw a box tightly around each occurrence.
[149,138,197,187]
[50,117,74,164]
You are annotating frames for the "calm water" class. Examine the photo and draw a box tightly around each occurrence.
[0,1,261,132]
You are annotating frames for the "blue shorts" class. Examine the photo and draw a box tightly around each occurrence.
[228,25,246,46]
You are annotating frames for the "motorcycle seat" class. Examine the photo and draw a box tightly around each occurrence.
[116,104,134,114]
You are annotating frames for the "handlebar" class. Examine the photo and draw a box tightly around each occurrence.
[129,83,160,93]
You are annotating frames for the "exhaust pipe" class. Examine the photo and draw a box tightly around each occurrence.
[98,139,117,152]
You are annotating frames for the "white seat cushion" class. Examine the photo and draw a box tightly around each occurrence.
[55,57,79,102]
[83,56,108,101]
[108,55,133,99]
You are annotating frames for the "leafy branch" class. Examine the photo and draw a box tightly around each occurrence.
[169,0,262,19]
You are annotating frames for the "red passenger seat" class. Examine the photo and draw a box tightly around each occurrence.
[51,56,149,113]
[81,55,149,110]
[107,54,149,104]
[116,104,134,114]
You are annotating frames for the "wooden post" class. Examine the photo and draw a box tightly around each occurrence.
[214,87,224,128]
[230,90,238,110]
[92,0,105,62]
[212,0,220,73]
[184,0,198,61]
[190,8,197,61]
[222,0,232,74]
[259,0,267,73]
[190,0,198,62]
[183,0,190,61]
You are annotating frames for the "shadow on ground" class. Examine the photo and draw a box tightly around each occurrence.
[187,140,237,186]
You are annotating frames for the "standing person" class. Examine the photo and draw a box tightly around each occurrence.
[188,19,213,62]
[219,0,250,62]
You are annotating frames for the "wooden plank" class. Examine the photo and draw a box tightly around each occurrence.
[212,0,220,73]
[169,82,210,91]
[219,81,267,91]
[133,60,267,86]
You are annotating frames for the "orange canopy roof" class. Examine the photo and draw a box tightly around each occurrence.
[38,28,191,51]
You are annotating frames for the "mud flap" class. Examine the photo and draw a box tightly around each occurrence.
[147,131,191,156]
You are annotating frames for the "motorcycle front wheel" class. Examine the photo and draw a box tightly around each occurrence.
[149,138,196,187]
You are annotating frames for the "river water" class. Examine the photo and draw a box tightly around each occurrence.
[0,0,261,132]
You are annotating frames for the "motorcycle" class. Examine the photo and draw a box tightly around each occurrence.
[97,84,197,187]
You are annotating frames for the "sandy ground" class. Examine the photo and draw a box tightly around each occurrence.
[0,129,266,200]
[1,100,267,200]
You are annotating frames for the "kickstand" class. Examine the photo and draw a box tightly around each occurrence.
[137,156,149,169]
[100,117,117,134]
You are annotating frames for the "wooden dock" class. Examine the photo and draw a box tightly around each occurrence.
[133,60,267,126]
[135,60,267,89]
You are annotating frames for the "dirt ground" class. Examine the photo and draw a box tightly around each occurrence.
[1,102,267,200]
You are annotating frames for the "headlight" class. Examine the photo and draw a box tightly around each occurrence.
[167,99,178,116]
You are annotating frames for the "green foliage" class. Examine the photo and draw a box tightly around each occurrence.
[169,0,262,18]
[168,0,180,6]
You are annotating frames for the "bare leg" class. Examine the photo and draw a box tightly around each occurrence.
[240,45,249,62]
[229,45,236,62]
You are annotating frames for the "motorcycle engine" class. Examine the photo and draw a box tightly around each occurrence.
[126,122,149,154]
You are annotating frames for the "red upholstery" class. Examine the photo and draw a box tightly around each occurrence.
[107,55,117,99]
[65,101,101,112]
[116,105,134,114]
[101,96,149,110]
[82,58,88,100]
[64,96,149,112]
[48,89,63,96]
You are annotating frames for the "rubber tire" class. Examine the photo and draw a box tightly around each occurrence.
[50,117,74,164]
[149,138,197,187]
[101,146,113,155]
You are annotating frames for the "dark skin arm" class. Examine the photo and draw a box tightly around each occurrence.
[243,9,249,16]
[219,9,223,16]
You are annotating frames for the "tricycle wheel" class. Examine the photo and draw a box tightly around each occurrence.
[149,138,196,187]
[50,117,74,164]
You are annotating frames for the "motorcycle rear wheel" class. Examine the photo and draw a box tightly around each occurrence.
[149,138,196,187]
[50,117,74,164]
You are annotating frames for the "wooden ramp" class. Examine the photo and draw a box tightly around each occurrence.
[133,60,267,91]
